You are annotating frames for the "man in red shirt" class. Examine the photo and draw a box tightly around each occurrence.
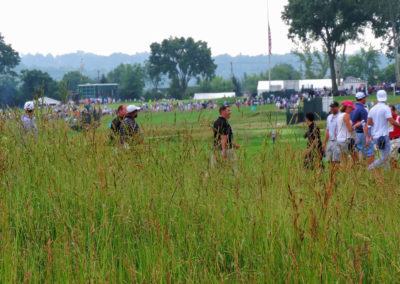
[389,105,400,165]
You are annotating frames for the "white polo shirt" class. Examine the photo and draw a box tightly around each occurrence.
[326,113,338,141]
[368,102,392,137]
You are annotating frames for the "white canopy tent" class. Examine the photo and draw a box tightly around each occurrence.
[193,92,235,100]
[36,97,61,106]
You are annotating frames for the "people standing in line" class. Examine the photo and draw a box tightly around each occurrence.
[119,105,143,146]
[303,112,323,169]
[351,92,375,164]
[335,100,361,164]
[110,104,126,141]
[365,90,400,170]
[388,105,400,167]
[22,101,37,136]
[322,101,340,165]
[211,105,241,170]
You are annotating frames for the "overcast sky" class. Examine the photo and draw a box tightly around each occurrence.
[1,0,380,56]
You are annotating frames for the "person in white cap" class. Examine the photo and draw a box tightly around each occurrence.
[22,101,37,135]
[119,104,142,146]
[365,90,400,169]
[351,92,375,164]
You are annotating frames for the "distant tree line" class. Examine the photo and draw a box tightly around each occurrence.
[1,0,400,107]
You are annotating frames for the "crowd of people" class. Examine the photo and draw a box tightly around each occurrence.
[15,87,400,171]
[304,90,400,170]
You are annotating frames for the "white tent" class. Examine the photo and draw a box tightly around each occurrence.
[257,79,334,95]
[193,92,235,100]
[36,97,61,106]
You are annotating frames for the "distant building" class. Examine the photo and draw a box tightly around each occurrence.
[193,92,235,100]
[257,79,334,96]
[77,83,119,100]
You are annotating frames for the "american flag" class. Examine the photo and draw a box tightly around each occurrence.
[268,23,272,55]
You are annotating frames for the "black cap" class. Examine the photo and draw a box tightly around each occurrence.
[330,101,339,107]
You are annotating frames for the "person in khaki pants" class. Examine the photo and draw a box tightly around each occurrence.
[211,105,240,171]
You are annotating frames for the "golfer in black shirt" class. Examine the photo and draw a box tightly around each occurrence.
[211,105,240,169]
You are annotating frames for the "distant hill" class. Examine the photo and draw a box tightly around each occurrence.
[16,51,390,81]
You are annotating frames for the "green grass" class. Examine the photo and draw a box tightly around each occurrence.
[0,102,400,282]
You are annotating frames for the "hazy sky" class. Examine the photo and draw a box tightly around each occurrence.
[1,0,379,56]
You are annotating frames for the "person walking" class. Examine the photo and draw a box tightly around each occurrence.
[335,100,361,164]
[366,90,400,170]
[110,104,126,141]
[389,105,400,167]
[119,105,142,146]
[351,92,375,164]
[211,105,240,169]
[322,101,340,165]
[22,101,37,136]
[304,112,323,169]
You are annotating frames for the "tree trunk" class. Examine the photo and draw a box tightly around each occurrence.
[327,50,338,95]
[393,28,400,85]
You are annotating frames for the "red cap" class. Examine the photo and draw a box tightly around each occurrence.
[342,100,356,110]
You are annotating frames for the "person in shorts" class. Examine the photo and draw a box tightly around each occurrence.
[350,92,375,164]
[366,90,400,170]
[389,105,400,166]
[335,101,362,164]
[322,101,340,164]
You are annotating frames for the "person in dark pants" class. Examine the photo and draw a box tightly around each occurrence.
[304,112,323,169]
[110,104,126,141]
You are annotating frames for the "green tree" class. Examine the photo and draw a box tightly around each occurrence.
[144,60,163,91]
[18,69,59,103]
[242,73,264,95]
[119,64,146,100]
[282,0,371,94]
[61,71,91,92]
[271,64,301,80]
[197,76,235,93]
[343,48,381,85]
[107,64,125,84]
[379,63,396,82]
[0,33,20,76]
[370,0,400,84]
[0,75,18,106]
[149,37,216,100]
[294,46,329,79]
[107,64,146,100]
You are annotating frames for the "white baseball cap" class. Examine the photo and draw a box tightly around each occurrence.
[24,101,35,111]
[377,90,387,102]
[355,92,367,100]
[126,104,141,113]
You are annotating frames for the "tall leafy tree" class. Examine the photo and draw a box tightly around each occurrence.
[343,48,381,85]
[149,37,216,99]
[19,69,59,103]
[119,64,145,100]
[0,34,20,105]
[294,45,329,79]
[271,64,301,80]
[370,0,400,84]
[61,71,91,92]
[282,0,371,94]
[0,33,20,76]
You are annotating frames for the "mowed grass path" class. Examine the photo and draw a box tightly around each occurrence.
[0,96,399,282]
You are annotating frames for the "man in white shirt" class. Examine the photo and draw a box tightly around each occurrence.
[322,101,340,163]
[365,90,400,169]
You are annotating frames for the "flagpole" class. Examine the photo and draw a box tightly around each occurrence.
[267,0,271,93]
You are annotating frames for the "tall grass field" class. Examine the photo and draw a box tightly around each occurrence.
[1,99,400,282]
